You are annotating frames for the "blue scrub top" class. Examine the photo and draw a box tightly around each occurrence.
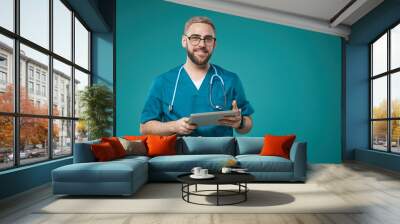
[140,64,254,137]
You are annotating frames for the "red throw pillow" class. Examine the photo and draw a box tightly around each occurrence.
[101,137,127,158]
[91,142,117,161]
[146,135,177,157]
[260,134,296,159]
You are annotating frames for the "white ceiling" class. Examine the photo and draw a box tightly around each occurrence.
[228,0,353,23]
[166,0,384,39]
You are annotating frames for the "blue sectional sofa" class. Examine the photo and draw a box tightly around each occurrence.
[52,137,307,196]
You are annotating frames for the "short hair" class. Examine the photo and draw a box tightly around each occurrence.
[184,16,216,35]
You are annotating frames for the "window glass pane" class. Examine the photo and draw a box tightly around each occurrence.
[372,33,387,76]
[0,34,14,112]
[372,77,387,119]
[20,0,49,49]
[372,121,388,151]
[392,24,400,70]
[53,0,72,60]
[53,119,72,158]
[53,59,72,117]
[74,17,89,70]
[0,116,13,170]
[0,0,14,31]
[74,69,89,118]
[391,72,400,118]
[20,117,49,165]
[20,44,49,115]
[392,120,400,153]
[75,120,88,143]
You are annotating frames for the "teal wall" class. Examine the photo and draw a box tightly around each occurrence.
[116,0,342,163]
[347,0,400,172]
[91,32,114,135]
[92,32,113,88]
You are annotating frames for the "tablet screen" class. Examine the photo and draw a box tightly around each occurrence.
[188,110,239,126]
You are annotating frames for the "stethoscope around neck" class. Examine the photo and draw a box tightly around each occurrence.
[168,64,227,113]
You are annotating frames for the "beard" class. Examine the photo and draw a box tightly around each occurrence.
[186,47,212,66]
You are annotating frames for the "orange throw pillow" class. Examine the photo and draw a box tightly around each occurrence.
[146,135,177,157]
[260,135,296,159]
[101,137,127,158]
[91,142,117,161]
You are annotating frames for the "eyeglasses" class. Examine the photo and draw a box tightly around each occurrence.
[185,34,216,46]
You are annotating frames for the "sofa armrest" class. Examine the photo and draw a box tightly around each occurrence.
[73,140,100,163]
[289,142,307,181]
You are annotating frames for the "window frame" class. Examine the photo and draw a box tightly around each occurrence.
[369,20,400,154]
[0,53,7,87]
[0,0,92,171]
[0,71,7,85]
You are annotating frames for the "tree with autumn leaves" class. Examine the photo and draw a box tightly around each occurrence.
[0,84,59,153]
[0,85,14,151]
[373,99,400,143]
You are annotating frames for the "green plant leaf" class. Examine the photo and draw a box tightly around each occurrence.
[79,84,114,140]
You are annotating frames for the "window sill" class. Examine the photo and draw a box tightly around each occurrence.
[355,148,400,173]
[357,148,400,156]
[0,156,72,175]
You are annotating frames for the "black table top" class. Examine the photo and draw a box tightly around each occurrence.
[177,172,255,185]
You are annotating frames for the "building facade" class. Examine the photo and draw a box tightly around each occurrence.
[0,41,79,153]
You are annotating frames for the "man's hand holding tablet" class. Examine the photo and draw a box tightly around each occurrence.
[217,100,242,129]
[189,100,243,128]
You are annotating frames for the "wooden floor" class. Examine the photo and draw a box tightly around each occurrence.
[1,162,400,224]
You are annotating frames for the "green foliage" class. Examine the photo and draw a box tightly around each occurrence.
[79,84,113,140]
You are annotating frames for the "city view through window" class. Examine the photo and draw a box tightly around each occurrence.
[371,23,400,153]
[0,0,91,170]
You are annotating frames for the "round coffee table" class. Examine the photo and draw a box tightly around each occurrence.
[177,172,255,206]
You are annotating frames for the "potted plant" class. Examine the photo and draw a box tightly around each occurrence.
[79,84,113,140]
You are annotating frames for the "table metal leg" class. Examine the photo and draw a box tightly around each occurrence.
[181,184,183,199]
[217,184,219,206]
[245,183,247,201]
[187,184,190,202]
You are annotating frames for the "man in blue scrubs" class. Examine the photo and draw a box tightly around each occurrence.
[140,16,254,137]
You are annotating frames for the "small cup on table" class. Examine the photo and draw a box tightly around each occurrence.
[221,167,232,174]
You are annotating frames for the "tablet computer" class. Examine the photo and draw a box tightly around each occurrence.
[188,110,239,126]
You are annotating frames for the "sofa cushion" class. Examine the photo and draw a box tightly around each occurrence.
[101,137,127,158]
[124,135,148,148]
[260,135,296,159]
[118,138,147,156]
[236,137,263,155]
[124,135,148,142]
[91,142,118,161]
[52,158,147,183]
[147,135,177,157]
[115,155,150,164]
[236,155,293,172]
[180,137,235,155]
[148,154,235,172]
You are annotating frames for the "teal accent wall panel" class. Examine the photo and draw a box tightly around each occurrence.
[92,32,113,88]
[116,0,342,163]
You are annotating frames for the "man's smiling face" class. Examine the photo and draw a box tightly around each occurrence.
[182,23,216,66]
